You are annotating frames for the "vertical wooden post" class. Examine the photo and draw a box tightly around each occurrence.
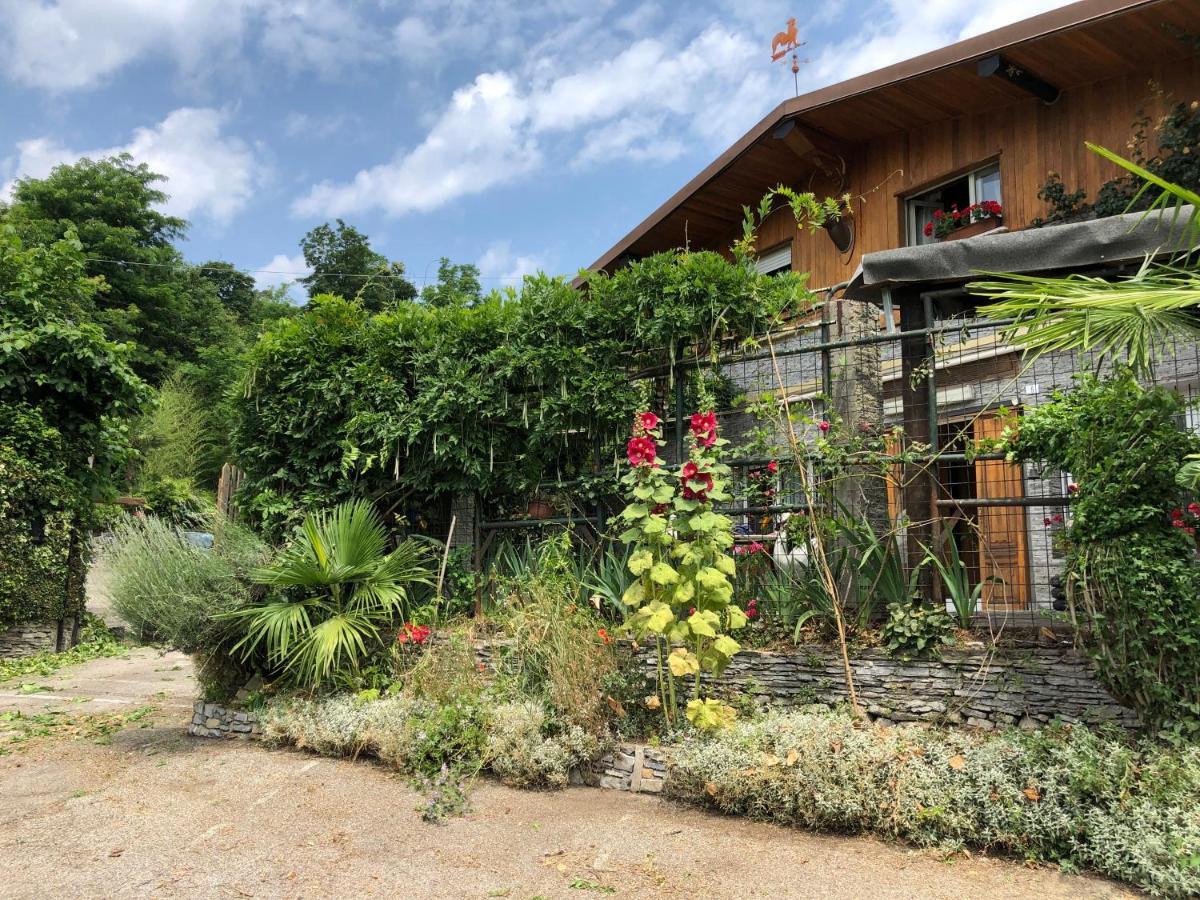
[898,289,935,598]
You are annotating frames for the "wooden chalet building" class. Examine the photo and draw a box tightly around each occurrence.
[587,0,1200,615]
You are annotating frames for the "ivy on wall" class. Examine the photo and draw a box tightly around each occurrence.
[0,407,88,632]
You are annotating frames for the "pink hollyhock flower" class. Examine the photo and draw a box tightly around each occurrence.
[626,436,657,468]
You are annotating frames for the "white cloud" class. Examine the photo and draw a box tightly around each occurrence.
[0,0,251,91]
[293,72,541,218]
[257,0,382,77]
[294,24,769,217]
[478,241,544,287]
[253,252,311,303]
[284,111,352,139]
[957,0,1076,40]
[3,108,266,224]
[0,0,382,91]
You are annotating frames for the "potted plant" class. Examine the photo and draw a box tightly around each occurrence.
[925,200,1003,242]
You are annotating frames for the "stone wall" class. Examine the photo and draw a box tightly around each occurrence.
[0,620,72,658]
[644,645,1138,730]
[188,699,261,739]
[584,744,670,793]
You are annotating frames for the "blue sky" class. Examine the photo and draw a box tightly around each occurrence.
[0,0,1071,298]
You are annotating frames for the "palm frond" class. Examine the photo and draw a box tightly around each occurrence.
[289,612,377,685]
[972,261,1200,377]
[1087,142,1200,247]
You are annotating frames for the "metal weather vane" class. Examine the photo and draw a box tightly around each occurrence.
[771,17,809,96]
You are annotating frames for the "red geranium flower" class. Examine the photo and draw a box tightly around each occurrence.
[638,411,660,432]
[627,436,657,468]
[767,460,778,473]
[923,221,934,237]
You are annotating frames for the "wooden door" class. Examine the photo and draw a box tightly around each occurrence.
[973,415,1029,609]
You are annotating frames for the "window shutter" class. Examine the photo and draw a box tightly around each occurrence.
[754,243,792,275]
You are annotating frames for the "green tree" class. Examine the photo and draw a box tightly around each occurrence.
[299,219,416,312]
[197,261,257,322]
[2,154,239,381]
[420,257,482,307]
[0,225,147,487]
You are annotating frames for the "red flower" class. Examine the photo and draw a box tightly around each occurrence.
[689,411,718,448]
[1043,517,1053,526]
[627,436,657,468]
[1173,519,1187,529]
[1067,482,1079,494]
[818,420,830,433]
[1189,502,1200,516]
[1171,508,1185,521]
[923,221,934,237]
[1052,514,1064,524]
[682,470,714,501]
[767,460,778,474]
[638,411,660,432]
[397,622,431,646]
[597,628,612,645]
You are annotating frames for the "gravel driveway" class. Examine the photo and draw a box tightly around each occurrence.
[0,653,1133,899]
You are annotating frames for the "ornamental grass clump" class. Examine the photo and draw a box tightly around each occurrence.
[617,410,745,731]
[668,708,1200,897]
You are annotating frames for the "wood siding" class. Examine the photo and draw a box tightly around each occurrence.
[724,55,1200,290]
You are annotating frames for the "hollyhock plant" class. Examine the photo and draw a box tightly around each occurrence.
[617,408,742,732]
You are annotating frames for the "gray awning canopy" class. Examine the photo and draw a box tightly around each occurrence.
[844,206,1197,301]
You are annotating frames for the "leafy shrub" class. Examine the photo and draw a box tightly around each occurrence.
[261,692,595,790]
[669,708,1200,897]
[101,514,265,652]
[486,700,598,788]
[1011,372,1200,733]
[880,601,954,659]
[100,512,267,700]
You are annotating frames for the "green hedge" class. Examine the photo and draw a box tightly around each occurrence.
[0,407,87,631]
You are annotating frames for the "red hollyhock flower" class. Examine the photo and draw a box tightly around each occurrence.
[1171,508,1185,521]
[818,420,830,433]
[626,436,657,467]
[767,460,778,473]
[638,411,660,432]
[681,461,714,500]
[1189,502,1200,516]
[689,411,718,448]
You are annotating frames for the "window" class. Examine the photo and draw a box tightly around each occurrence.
[755,242,792,276]
[906,163,1001,246]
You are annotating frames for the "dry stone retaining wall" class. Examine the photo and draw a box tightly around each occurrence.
[189,699,261,739]
[0,620,71,658]
[644,645,1138,730]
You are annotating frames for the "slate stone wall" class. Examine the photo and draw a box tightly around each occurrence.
[0,620,71,658]
[188,699,261,739]
[641,645,1138,730]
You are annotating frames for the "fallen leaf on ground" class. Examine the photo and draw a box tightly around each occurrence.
[948,755,965,770]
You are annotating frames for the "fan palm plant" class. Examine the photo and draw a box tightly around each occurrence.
[221,499,433,689]
[972,144,1200,378]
